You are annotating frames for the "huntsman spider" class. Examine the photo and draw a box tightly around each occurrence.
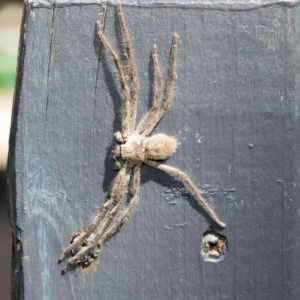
[59,3,226,273]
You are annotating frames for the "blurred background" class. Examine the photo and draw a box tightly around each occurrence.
[0,0,23,299]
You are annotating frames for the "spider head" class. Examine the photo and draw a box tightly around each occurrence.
[113,134,146,165]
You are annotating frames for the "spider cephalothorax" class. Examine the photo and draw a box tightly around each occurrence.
[59,3,225,273]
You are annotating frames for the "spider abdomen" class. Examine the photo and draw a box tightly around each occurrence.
[145,134,177,161]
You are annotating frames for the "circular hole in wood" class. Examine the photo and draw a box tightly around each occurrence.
[201,230,227,262]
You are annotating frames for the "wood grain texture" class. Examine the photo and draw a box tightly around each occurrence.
[8,1,300,299]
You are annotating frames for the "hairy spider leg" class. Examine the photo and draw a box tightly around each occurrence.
[97,22,132,135]
[95,165,141,248]
[141,33,179,137]
[146,160,226,228]
[136,44,163,134]
[116,4,139,133]
[58,166,130,263]
[79,166,136,248]
[61,166,132,273]
[98,1,108,32]
[69,165,141,272]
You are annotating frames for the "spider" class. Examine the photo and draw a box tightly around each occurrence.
[58,3,226,273]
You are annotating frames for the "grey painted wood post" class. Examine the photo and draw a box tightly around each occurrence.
[8,0,300,299]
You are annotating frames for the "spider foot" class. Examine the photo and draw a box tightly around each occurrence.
[59,232,101,273]
[58,231,86,263]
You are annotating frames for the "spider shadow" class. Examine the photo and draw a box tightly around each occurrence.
[141,163,223,231]
[145,46,156,118]
[93,20,123,192]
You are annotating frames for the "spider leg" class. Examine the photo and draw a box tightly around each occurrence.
[58,165,130,263]
[61,166,134,273]
[142,33,179,137]
[87,166,139,246]
[97,165,141,246]
[76,166,141,268]
[146,160,226,228]
[97,21,131,136]
[116,4,139,132]
[136,44,163,134]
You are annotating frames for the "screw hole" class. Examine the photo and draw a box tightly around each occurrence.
[201,230,228,262]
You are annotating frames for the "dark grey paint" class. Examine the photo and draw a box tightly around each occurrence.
[8,1,300,299]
